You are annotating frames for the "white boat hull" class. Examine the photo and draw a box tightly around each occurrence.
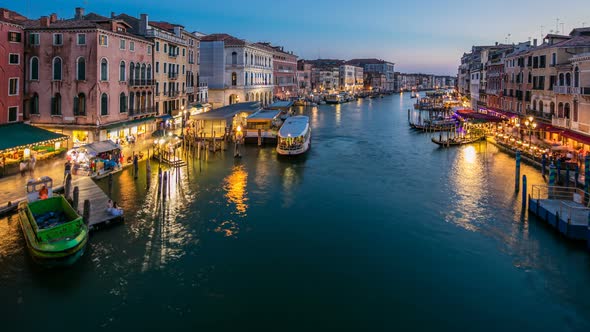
[276,139,310,156]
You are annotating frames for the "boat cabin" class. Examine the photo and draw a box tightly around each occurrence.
[245,110,283,142]
[26,176,53,203]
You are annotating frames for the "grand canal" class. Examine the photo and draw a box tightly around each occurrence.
[1,94,590,331]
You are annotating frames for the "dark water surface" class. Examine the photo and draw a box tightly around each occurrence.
[1,94,590,331]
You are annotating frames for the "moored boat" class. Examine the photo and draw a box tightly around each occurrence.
[325,94,342,104]
[431,135,485,147]
[276,116,311,156]
[244,109,283,144]
[17,177,88,267]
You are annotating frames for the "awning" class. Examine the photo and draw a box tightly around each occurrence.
[157,114,173,121]
[536,123,562,133]
[0,122,68,152]
[103,117,155,130]
[81,140,120,155]
[561,130,590,146]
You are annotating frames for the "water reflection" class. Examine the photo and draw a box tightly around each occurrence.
[335,104,341,126]
[216,165,249,238]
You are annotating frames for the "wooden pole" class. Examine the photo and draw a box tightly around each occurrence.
[108,173,113,196]
[515,150,521,193]
[83,199,90,226]
[522,175,527,211]
[64,173,72,201]
[73,186,79,213]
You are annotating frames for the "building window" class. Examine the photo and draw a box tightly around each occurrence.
[182,48,186,57]
[141,64,146,80]
[74,93,86,116]
[8,78,18,96]
[163,62,167,73]
[155,62,160,73]
[551,53,556,66]
[8,31,21,42]
[9,53,19,65]
[53,57,62,80]
[29,33,39,45]
[53,33,63,45]
[182,65,185,74]
[51,93,61,115]
[156,41,159,52]
[120,39,126,50]
[30,93,39,114]
[100,58,108,81]
[99,34,108,46]
[101,93,108,116]
[120,93,127,113]
[120,61,126,81]
[77,57,86,81]
[231,52,237,65]
[231,72,237,86]
[575,67,580,88]
[8,107,18,122]
[130,41,135,51]
[147,64,152,80]
[148,45,152,55]
[77,33,86,45]
[164,43,167,53]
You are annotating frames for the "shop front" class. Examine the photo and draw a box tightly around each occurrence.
[101,117,157,147]
[67,140,121,177]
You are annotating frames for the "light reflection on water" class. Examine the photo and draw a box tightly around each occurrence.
[216,165,249,238]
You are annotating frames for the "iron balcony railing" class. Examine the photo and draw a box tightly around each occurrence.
[129,79,154,87]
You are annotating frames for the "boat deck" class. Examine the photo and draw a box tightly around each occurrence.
[72,177,123,231]
[529,196,590,241]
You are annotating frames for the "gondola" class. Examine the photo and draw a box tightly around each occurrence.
[431,135,485,147]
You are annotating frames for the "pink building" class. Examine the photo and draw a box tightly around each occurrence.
[258,43,298,100]
[25,8,155,146]
[0,8,27,124]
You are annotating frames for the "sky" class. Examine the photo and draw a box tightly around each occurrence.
[6,0,590,75]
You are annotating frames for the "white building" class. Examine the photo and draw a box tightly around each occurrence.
[200,34,273,108]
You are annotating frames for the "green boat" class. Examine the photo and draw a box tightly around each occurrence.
[17,177,88,267]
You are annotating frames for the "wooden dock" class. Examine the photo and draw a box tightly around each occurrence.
[528,185,590,247]
[70,177,123,231]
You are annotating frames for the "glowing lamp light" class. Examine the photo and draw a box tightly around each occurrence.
[55,142,61,150]
[237,125,242,132]
[24,148,31,158]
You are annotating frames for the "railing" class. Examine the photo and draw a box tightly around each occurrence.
[146,29,187,45]
[553,85,580,94]
[552,117,571,128]
[185,86,194,94]
[129,107,156,116]
[129,79,154,87]
[530,185,590,223]
[168,53,177,58]
[167,91,180,97]
[168,73,178,80]
[531,185,586,201]
[526,109,551,120]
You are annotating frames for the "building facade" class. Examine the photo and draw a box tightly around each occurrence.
[347,58,395,91]
[25,9,155,146]
[260,44,297,100]
[296,60,312,96]
[0,8,27,124]
[200,34,273,108]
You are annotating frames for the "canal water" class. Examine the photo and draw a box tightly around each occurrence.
[1,94,590,331]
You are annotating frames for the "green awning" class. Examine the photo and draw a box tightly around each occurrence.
[0,122,68,152]
[103,116,156,131]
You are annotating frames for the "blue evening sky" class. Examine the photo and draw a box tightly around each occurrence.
[8,0,590,75]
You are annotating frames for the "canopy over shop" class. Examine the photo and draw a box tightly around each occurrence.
[0,123,68,166]
[67,140,121,177]
[191,102,261,139]
[103,117,156,145]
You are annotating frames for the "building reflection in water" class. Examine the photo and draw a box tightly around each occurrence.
[335,104,341,126]
[310,106,319,128]
[445,145,487,232]
[217,165,249,237]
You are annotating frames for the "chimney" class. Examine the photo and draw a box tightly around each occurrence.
[139,14,148,36]
[75,7,84,20]
[2,9,10,19]
[49,13,57,23]
[495,41,498,46]
[533,38,538,46]
[40,16,50,27]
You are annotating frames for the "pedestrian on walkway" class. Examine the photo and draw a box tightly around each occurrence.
[64,160,72,177]
[29,154,36,176]
[19,160,27,177]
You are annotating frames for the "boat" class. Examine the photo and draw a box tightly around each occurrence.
[17,176,88,267]
[431,135,485,147]
[276,116,311,156]
[244,109,283,144]
[293,98,306,107]
[267,100,295,120]
[325,94,342,104]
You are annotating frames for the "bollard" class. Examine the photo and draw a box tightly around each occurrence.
[83,199,90,226]
[162,171,168,200]
[515,150,521,193]
[133,154,139,180]
[541,153,547,177]
[64,173,72,201]
[522,175,527,211]
[73,186,79,213]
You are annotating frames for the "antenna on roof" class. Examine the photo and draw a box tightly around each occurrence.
[556,18,560,34]
[560,23,565,35]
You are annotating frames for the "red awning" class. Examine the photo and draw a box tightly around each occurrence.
[536,123,562,133]
[561,130,590,145]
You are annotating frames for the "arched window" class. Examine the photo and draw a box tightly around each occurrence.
[30,57,39,80]
[245,52,248,64]
[245,93,249,101]
[100,58,108,81]
[30,93,39,114]
[141,64,146,81]
[564,103,571,119]
[250,73,253,85]
[74,93,86,116]
[574,101,579,122]
[129,63,135,83]
[147,64,152,81]
[119,61,126,82]
[559,73,564,86]
[533,99,537,110]
[135,62,140,80]
[51,93,61,115]
[550,102,555,116]
[119,92,127,113]
[231,52,237,65]
[101,93,108,116]
[558,102,564,117]
[53,57,62,80]
[251,54,253,65]
[245,72,248,85]
[565,73,571,86]
[574,67,580,88]
[77,57,86,81]
[231,72,237,86]
[129,92,135,112]
[539,101,544,113]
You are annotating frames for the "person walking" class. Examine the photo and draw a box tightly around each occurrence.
[19,159,27,177]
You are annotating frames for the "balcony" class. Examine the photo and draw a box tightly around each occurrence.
[226,64,244,69]
[168,73,178,80]
[553,85,580,94]
[166,91,180,98]
[526,108,551,121]
[185,86,194,94]
[168,53,177,59]
[552,117,571,129]
[129,107,156,117]
[129,79,154,87]
[146,29,187,46]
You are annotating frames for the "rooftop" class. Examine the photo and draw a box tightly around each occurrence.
[200,33,246,46]
[0,8,28,25]
[192,102,261,120]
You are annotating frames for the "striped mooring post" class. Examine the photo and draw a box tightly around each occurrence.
[549,163,557,186]
[566,165,571,188]
[557,159,562,184]
[585,156,590,203]
[575,164,580,188]
[515,150,521,193]
[541,153,547,177]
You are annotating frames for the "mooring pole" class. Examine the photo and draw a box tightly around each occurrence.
[515,150,521,193]
[522,174,527,211]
